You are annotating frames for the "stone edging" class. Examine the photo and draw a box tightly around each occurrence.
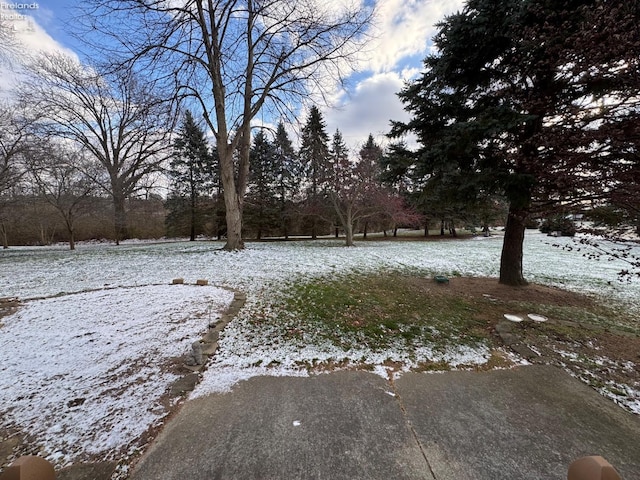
[169,290,246,397]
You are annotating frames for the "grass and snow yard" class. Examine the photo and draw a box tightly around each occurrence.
[1,231,639,473]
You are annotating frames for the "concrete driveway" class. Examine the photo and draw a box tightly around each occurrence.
[130,365,640,480]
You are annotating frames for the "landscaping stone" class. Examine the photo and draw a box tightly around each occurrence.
[203,331,219,343]
[510,343,539,361]
[201,341,218,355]
[169,374,200,398]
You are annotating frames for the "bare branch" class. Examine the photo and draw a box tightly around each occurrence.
[20,53,174,242]
[77,0,373,249]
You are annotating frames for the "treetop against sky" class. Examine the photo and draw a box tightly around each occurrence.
[1,0,464,148]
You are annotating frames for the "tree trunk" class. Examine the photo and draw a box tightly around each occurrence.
[189,194,196,241]
[65,217,76,251]
[281,202,289,239]
[40,224,52,246]
[219,145,245,250]
[363,221,368,239]
[222,189,244,250]
[345,206,354,246]
[499,205,529,286]
[1,222,9,249]
[113,192,128,245]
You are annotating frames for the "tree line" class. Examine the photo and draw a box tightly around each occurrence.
[4,98,503,249]
[167,106,435,246]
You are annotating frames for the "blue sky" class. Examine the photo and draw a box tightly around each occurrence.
[3,0,465,149]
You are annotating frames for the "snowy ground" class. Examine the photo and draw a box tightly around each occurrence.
[0,284,234,468]
[1,231,638,468]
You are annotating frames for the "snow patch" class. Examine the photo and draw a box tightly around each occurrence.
[0,284,234,465]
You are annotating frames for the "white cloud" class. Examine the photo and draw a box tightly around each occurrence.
[362,0,465,73]
[323,71,413,150]
[0,12,78,95]
[315,0,465,150]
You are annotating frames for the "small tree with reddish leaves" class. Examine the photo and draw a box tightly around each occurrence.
[328,134,420,246]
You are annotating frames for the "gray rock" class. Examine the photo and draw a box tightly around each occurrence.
[185,341,203,366]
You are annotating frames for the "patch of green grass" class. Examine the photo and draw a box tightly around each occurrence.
[281,273,491,351]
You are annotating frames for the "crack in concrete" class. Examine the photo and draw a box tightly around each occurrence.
[387,373,438,480]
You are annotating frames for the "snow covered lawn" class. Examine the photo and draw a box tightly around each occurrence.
[0,284,234,467]
[1,231,638,469]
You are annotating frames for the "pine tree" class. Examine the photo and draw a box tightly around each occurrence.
[329,129,350,192]
[168,110,214,241]
[246,130,278,239]
[390,0,640,285]
[357,134,384,238]
[299,105,330,239]
[272,122,300,239]
[328,129,350,237]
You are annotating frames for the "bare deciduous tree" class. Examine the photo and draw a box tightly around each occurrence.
[328,134,412,246]
[21,53,173,243]
[0,103,27,195]
[26,142,98,250]
[0,19,20,66]
[84,0,373,250]
[0,102,30,248]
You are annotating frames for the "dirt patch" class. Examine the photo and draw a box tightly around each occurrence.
[406,276,594,308]
[0,298,20,322]
[402,275,639,414]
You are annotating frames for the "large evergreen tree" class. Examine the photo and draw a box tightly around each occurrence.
[168,110,214,241]
[329,129,350,194]
[300,105,331,239]
[390,0,640,285]
[246,130,278,239]
[272,122,300,239]
[328,129,350,237]
[357,134,384,237]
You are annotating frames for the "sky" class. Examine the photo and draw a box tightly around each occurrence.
[1,0,466,150]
